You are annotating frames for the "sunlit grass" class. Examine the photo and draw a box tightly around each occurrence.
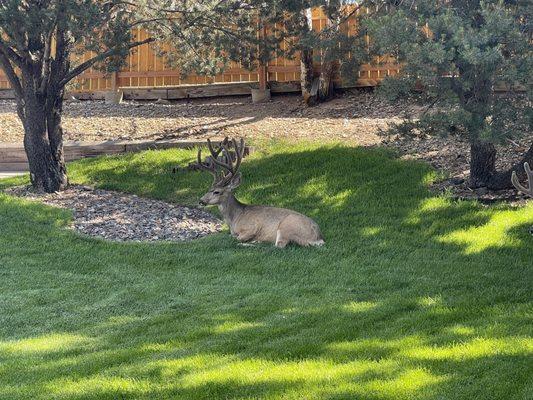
[439,207,533,254]
[0,142,531,399]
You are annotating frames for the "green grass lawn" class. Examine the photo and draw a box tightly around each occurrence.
[1,142,532,400]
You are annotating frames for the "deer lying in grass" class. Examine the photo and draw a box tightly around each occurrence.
[194,138,324,248]
[511,162,533,198]
[512,162,532,236]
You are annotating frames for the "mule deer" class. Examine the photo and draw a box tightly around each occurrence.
[512,162,532,236]
[511,162,533,198]
[194,138,324,248]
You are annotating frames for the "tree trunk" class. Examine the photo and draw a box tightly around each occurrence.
[20,91,68,193]
[318,57,335,101]
[469,140,533,190]
[469,141,497,188]
[300,47,316,106]
[299,8,316,106]
[318,1,340,101]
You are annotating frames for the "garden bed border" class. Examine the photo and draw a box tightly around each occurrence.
[0,139,235,171]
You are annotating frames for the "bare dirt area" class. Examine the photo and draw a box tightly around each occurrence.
[1,89,530,203]
[5,185,223,242]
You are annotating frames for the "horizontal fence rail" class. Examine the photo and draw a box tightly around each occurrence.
[0,7,401,97]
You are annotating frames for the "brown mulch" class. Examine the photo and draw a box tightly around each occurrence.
[382,133,532,205]
[5,185,223,242]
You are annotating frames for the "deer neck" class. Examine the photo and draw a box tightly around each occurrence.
[218,193,245,227]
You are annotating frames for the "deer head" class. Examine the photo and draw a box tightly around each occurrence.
[195,137,245,206]
[511,162,533,198]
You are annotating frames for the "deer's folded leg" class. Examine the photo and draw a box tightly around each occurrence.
[236,231,256,243]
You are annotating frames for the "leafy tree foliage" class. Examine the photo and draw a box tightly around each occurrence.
[366,0,532,189]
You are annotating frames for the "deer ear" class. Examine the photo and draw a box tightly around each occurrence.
[228,172,242,189]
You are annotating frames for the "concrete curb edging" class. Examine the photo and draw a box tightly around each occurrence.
[0,139,240,172]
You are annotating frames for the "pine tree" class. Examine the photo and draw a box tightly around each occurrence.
[279,0,370,105]
[0,0,266,192]
[365,0,532,189]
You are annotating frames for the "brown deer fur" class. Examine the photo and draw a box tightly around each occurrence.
[194,138,324,248]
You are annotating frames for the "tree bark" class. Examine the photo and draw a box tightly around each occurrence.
[469,141,497,188]
[318,1,340,101]
[300,47,316,106]
[20,91,68,193]
[318,56,335,101]
[299,8,316,106]
[469,140,533,190]
[487,141,533,190]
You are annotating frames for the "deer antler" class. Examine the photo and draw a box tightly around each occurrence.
[208,137,245,186]
[511,162,533,197]
[193,137,245,185]
[194,137,230,183]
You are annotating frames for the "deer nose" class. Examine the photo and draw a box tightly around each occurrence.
[199,200,207,206]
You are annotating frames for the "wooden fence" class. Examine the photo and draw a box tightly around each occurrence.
[0,7,401,98]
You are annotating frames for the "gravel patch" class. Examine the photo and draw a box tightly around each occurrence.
[5,185,223,242]
[0,90,423,144]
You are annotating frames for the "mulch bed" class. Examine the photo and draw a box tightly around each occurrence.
[382,133,532,205]
[5,185,223,242]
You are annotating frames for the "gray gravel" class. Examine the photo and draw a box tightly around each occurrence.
[5,185,223,242]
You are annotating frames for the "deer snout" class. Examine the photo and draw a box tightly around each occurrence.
[199,194,210,206]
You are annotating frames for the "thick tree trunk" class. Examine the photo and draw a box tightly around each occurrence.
[469,141,497,188]
[318,1,340,102]
[487,142,533,190]
[300,48,316,106]
[469,140,533,190]
[20,92,68,193]
[299,8,316,106]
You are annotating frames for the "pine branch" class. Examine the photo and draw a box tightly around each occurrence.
[0,51,22,98]
[0,39,25,67]
[59,37,154,87]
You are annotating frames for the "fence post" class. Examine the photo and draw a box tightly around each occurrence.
[110,71,118,91]
[105,71,123,104]
[258,64,268,91]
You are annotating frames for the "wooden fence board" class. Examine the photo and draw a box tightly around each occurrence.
[0,6,399,97]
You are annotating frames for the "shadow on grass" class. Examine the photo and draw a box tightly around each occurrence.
[0,144,531,399]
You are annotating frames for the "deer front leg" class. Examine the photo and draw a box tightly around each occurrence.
[234,230,256,243]
[275,230,290,248]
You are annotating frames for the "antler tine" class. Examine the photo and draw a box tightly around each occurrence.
[209,138,235,174]
[231,138,245,174]
[217,138,245,186]
[195,147,218,183]
[207,137,229,160]
[511,162,533,197]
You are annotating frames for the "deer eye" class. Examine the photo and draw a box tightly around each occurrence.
[213,190,221,195]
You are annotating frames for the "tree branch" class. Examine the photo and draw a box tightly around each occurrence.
[0,51,22,98]
[0,38,25,67]
[59,37,154,87]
